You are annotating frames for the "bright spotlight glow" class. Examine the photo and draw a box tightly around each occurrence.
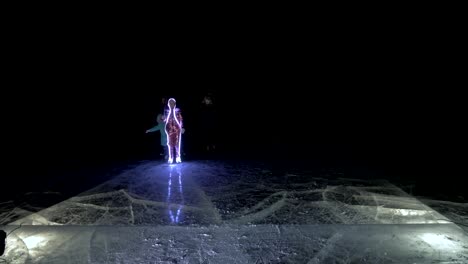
[420,233,459,252]
[23,235,47,249]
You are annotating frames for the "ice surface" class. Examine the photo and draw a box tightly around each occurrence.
[1,224,467,263]
[1,160,467,263]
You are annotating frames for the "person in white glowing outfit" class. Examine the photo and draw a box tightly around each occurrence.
[164,98,184,163]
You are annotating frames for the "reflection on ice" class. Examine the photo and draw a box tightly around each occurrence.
[22,234,47,249]
[167,165,183,224]
[1,161,462,226]
[419,233,459,252]
[22,234,50,259]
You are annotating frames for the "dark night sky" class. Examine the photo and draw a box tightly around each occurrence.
[1,22,465,201]
[4,80,462,180]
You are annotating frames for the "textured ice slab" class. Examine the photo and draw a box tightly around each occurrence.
[1,160,467,263]
[3,161,454,226]
[1,224,467,263]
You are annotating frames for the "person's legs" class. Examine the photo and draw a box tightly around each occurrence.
[175,146,181,163]
[175,132,182,163]
[201,128,211,153]
[167,144,173,163]
[167,128,178,163]
[206,127,216,153]
[162,145,169,160]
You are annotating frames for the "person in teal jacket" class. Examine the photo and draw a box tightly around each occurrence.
[146,114,168,159]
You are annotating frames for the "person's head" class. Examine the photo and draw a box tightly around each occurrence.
[168,98,176,109]
[157,114,165,124]
[203,92,214,105]
[202,95,212,105]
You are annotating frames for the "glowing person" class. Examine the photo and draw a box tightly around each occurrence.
[164,98,184,163]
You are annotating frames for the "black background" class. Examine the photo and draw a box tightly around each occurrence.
[1,19,465,202]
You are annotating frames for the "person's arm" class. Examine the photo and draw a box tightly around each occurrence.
[176,110,183,128]
[176,110,185,133]
[146,124,161,133]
